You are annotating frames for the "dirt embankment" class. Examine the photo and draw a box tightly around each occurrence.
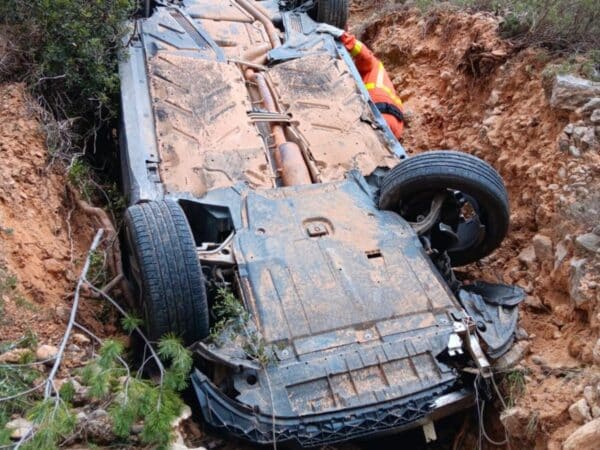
[0,83,114,364]
[351,2,600,448]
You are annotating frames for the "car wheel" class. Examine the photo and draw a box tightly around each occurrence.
[124,200,209,344]
[309,0,349,29]
[379,150,509,267]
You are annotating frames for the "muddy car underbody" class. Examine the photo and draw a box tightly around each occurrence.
[119,0,522,446]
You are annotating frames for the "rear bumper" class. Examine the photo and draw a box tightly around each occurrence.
[191,370,474,447]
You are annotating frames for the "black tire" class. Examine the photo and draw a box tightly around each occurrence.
[309,0,349,29]
[379,150,509,267]
[124,200,209,344]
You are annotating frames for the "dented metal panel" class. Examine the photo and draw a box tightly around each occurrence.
[202,177,465,419]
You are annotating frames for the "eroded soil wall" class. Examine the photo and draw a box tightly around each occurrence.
[350,2,600,448]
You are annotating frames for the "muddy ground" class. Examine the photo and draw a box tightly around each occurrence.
[1,1,599,449]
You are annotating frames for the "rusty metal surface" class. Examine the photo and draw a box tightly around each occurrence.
[147,52,272,195]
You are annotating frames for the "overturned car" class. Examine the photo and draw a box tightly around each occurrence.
[119,0,523,446]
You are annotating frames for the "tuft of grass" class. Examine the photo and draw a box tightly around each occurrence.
[121,314,144,334]
[209,288,277,365]
[526,410,539,439]
[67,158,94,201]
[542,50,600,82]
[0,357,43,446]
[0,266,23,321]
[502,369,527,407]
[87,249,108,287]
[209,288,250,343]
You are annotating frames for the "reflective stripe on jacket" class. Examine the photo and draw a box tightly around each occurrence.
[341,33,404,139]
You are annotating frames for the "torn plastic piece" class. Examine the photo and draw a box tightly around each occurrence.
[462,281,525,307]
[458,283,524,359]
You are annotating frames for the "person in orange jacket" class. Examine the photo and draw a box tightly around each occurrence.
[340,32,405,139]
[317,25,405,139]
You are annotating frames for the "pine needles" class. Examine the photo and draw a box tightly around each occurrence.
[82,337,191,449]
[1,230,194,449]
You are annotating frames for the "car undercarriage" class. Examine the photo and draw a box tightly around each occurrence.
[118,0,523,446]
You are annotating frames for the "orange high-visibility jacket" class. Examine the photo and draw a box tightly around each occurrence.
[341,33,404,139]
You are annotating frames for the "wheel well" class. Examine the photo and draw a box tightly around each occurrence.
[178,199,234,246]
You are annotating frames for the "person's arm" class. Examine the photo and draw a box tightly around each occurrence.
[340,33,379,77]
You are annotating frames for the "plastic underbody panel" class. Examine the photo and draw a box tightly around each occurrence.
[118,0,515,447]
[184,175,472,445]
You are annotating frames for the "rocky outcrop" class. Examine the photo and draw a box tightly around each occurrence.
[549,75,600,111]
[552,76,600,158]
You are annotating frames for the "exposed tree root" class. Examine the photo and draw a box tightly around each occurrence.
[66,185,134,306]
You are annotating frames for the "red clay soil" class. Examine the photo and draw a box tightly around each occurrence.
[0,83,116,364]
[350,2,600,448]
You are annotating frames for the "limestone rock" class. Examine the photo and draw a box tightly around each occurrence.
[75,411,88,423]
[558,132,570,152]
[531,355,547,366]
[572,125,598,151]
[518,245,537,267]
[575,233,600,254]
[554,240,569,270]
[591,109,600,124]
[550,75,600,111]
[171,405,192,428]
[563,418,600,450]
[6,418,33,440]
[515,327,529,341]
[569,145,582,157]
[170,405,207,450]
[569,258,589,307]
[440,70,452,81]
[524,295,545,311]
[593,338,600,366]
[584,386,597,406]
[84,409,115,444]
[72,333,91,345]
[569,398,592,424]
[36,344,58,362]
[487,89,500,106]
[500,407,531,439]
[171,442,207,450]
[578,97,600,114]
[532,234,553,262]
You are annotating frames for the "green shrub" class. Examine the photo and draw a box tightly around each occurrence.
[1,0,134,129]
[416,0,600,52]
